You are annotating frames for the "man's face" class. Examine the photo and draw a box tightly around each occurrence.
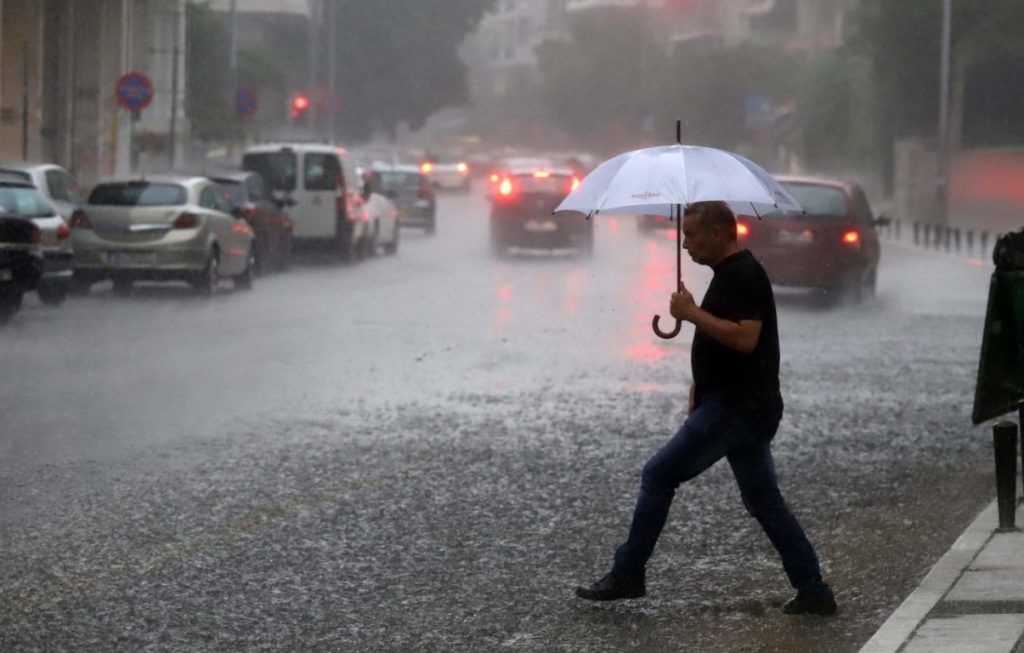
[682,213,720,266]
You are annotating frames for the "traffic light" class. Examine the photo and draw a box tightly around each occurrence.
[290,93,310,119]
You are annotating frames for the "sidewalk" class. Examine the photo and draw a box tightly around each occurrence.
[859,499,1024,653]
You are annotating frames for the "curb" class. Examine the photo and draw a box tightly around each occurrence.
[858,499,998,653]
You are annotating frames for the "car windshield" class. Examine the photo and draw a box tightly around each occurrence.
[0,185,55,218]
[512,173,572,195]
[214,181,247,205]
[374,171,422,192]
[777,183,848,220]
[88,183,188,206]
[243,152,297,192]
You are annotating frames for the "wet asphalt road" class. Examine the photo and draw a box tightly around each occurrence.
[0,186,998,652]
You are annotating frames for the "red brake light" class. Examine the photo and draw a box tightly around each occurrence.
[842,230,860,245]
[489,173,499,183]
[457,162,468,174]
[56,221,72,240]
[498,178,514,197]
[533,170,550,178]
[70,209,92,229]
[736,222,750,238]
[571,177,581,191]
[173,212,201,229]
[420,162,433,174]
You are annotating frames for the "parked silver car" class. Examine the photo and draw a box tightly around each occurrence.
[71,175,256,296]
[0,162,85,222]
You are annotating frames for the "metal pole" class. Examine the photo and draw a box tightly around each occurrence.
[936,0,952,226]
[994,421,1018,532]
[21,41,29,160]
[675,119,682,292]
[326,0,336,143]
[168,1,180,170]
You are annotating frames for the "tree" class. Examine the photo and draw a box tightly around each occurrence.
[330,0,496,140]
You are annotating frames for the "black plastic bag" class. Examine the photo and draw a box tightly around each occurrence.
[993,227,1024,270]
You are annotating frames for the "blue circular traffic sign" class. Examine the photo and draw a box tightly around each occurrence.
[115,71,154,112]
[235,86,259,120]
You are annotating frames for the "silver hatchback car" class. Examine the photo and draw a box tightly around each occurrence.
[71,175,256,296]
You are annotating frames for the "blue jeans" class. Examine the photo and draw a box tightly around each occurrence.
[612,398,828,595]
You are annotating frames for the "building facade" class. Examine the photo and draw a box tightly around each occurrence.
[0,0,186,187]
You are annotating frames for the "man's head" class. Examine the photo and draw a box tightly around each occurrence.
[682,201,739,267]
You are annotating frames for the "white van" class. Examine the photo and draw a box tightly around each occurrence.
[242,143,364,259]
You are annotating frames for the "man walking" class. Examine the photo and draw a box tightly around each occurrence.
[576,201,836,615]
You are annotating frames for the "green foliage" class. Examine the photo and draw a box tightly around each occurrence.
[185,3,238,142]
[332,0,496,139]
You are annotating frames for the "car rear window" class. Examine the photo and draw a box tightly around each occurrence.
[778,183,848,220]
[88,183,187,206]
[512,173,572,195]
[243,151,297,192]
[214,180,248,205]
[374,171,423,192]
[0,184,55,218]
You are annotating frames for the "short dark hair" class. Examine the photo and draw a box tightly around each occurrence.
[685,201,736,241]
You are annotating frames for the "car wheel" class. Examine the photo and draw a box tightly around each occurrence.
[0,289,22,325]
[192,250,220,297]
[234,246,255,291]
[37,282,69,306]
[366,221,380,257]
[112,278,133,297]
[838,269,864,306]
[863,268,878,298]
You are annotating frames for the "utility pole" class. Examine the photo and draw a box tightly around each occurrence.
[936,0,952,225]
[168,0,181,170]
[228,0,239,156]
[327,0,336,143]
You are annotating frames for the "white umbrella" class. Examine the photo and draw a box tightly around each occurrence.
[555,122,802,339]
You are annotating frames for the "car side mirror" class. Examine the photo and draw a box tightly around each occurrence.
[873,215,892,227]
[361,180,373,200]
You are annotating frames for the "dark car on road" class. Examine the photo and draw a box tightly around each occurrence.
[489,165,591,256]
[0,214,42,324]
[207,171,294,273]
[0,174,73,305]
[737,175,889,303]
[364,163,436,235]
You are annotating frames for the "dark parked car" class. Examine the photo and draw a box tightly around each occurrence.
[364,163,436,234]
[207,171,293,273]
[488,165,591,256]
[0,214,42,324]
[0,174,73,305]
[737,175,890,303]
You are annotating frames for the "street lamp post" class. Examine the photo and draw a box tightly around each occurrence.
[936,0,952,225]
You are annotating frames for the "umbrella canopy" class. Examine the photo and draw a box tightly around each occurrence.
[554,144,801,218]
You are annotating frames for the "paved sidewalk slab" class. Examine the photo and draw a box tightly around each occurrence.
[902,615,1024,653]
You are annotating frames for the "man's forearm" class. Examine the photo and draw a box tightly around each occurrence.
[688,308,758,354]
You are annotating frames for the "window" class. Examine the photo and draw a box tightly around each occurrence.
[246,174,266,201]
[777,183,849,220]
[0,185,56,218]
[89,183,187,206]
[852,187,875,224]
[45,170,69,202]
[304,153,341,191]
[243,151,297,191]
[200,185,235,214]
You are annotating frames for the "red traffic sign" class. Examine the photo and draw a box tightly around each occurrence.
[115,71,154,112]
[235,86,259,120]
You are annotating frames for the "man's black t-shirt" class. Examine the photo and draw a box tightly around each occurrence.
[691,249,783,411]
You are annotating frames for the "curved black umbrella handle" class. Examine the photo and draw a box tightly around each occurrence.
[651,314,682,340]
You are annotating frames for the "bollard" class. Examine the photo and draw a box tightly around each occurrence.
[994,421,1018,531]
[944,227,952,252]
[925,224,932,247]
[914,222,920,245]
[982,232,990,259]
[967,231,975,256]
[954,228,961,253]
[895,219,901,241]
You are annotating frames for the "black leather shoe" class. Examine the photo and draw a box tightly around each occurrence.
[575,572,646,601]
[782,591,838,616]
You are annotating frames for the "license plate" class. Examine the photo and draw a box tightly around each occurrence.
[105,251,155,265]
[777,229,814,245]
[524,220,557,233]
[0,268,11,282]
